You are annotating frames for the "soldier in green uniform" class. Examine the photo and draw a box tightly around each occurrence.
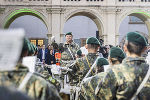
[94,32,149,100]
[79,58,109,100]
[108,47,126,66]
[56,32,79,99]
[67,37,101,100]
[76,49,83,58]
[95,58,109,74]
[0,38,61,100]
[70,37,101,84]
[60,32,80,67]
[80,47,125,100]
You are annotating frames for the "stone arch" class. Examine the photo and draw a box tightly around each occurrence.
[117,9,150,44]
[3,8,48,30]
[64,8,104,38]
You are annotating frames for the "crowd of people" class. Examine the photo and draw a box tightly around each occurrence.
[0,30,150,100]
[37,44,56,65]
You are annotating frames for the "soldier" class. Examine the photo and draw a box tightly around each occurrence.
[70,37,101,84]
[104,47,126,71]
[94,32,149,100]
[67,37,100,100]
[81,57,108,100]
[60,32,79,67]
[95,58,109,74]
[75,49,83,58]
[0,38,61,100]
[59,32,79,99]
[108,47,125,65]
[80,47,125,100]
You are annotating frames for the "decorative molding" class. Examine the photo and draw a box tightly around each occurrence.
[102,8,122,14]
[46,8,65,14]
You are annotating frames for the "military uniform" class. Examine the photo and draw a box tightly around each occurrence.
[35,65,61,92]
[70,53,99,83]
[80,57,108,100]
[76,49,83,58]
[60,41,79,67]
[0,64,61,100]
[70,37,101,84]
[87,32,149,100]
[81,72,107,100]
[96,57,149,100]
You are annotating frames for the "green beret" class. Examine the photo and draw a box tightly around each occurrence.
[65,32,72,36]
[86,37,101,46]
[32,44,36,51]
[126,32,148,46]
[77,50,82,56]
[96,58,109,67]
[109,47,125,59]
[28,43,35,54]
[22,38,30,51]
[35,45,37,51]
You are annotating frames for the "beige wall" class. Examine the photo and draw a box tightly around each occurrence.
[1,0,150,45]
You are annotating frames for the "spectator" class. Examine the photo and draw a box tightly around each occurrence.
[45,49,53,65]
[38,45,47,63]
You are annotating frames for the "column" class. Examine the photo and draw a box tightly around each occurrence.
[0,8,5,29]
[115,9,122,46]
[46,8,52,44]
[46,8,64,43]
[103,8,117,46]
[145,19,150,43]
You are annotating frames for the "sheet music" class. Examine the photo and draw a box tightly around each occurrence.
[0,29,25,71]
[22,56,37,73]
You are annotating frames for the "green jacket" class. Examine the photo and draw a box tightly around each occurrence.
[60,41,79,67]
[0,64,61,100]
[97,57,150,100]
[70,53,99,84]
[81,72,106,100]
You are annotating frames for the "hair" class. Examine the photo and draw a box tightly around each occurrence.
[87,44,99,50]
[108,57,122,65]
[125,41,145,56]
[96,66,104,73]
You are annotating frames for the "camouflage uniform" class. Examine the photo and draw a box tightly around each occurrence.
[35,65,61,92]
[0,64,61,100]
[60,42,79,67]
[81,72,107,100]
[95,57,150,100]
[70,53,99,84]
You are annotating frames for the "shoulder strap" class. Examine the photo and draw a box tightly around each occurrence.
[131,64,150,100]
[80,57,98,85]
[67,47,75,60]
[75,57,98,100]
[85,56,94,74]
[18,72,32,91]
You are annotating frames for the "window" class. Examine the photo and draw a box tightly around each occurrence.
[30,40,36,45]
[38,40,43,46]
[129,16,144,24]
[30,39,44,46]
